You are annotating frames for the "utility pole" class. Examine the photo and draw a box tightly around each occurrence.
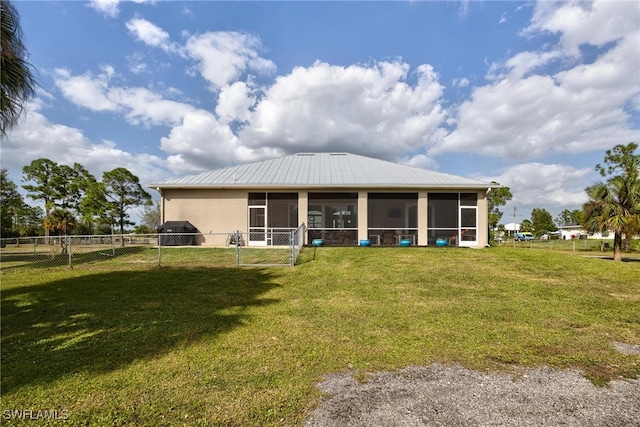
[513,206,517,246]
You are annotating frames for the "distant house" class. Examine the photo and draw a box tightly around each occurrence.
[558,224,614,240]
[149,153,496,247]
[558,224,588,240]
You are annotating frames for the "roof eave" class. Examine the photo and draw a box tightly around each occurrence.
[149,183,493,191]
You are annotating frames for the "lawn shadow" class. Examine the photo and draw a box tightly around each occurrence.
[583,255,640,262]
[1,267,280,393]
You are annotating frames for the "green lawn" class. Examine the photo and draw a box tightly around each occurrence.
[2,247,639,425]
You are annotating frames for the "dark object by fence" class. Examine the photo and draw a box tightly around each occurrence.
[157,221,198,246]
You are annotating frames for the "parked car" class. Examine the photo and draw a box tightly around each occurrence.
[514,232,534,241]
[541,231,562,240]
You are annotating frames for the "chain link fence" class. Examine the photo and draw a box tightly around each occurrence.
[495,237,639,254]
[0,224,306,271]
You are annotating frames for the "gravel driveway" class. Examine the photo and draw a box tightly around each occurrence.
[304,362,640,426]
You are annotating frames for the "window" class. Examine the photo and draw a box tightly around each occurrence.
[266,193,298,228]
[368,193,418,244]
[460,193,477,206]
[248,192,266,205]
[308,193,358,229]
[248,192,298,228]
[428,193,458,229]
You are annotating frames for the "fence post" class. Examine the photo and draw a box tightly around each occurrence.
[157,234,162,267]
[290,230,295,266]
[235,231,240,267]
[68,236,72,268]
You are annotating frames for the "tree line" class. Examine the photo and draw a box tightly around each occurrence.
[1,159,154,238]
[490,142,639,262]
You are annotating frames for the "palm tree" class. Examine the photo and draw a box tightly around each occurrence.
[1,0,38,137]
[582,176,640,261]
[45,208,77,236]
[45,208,76,255]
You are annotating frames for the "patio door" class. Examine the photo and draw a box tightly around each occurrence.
[459,206,477,247]
[248,206,267,246]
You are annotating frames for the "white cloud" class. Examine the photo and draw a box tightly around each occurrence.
[182,6,193,17]
[457,1,471,18]
[159,109,242,172]
[432,0,640,161]
[487,50,562,81]
[555,30,640,94]
[54,68,195,127]
[185,31,276,89]
[127,18,169,46]
[452,77,470,88]
[240,60,445,161]
[398,153,440,171]
[215,81,256,125]
[126,17,179,53]
[160,61,445,171]
[54,67,119,112]
[126,52,148,74]
[159,105,285,173]
[3,102,169,185]
[481,162,593,220]
[109,87,196,127]
[88,0,151,18]
[526,0,639,55]
[88,0,120,18]
[51,39,448,171]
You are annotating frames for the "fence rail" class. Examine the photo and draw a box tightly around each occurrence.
[1,225,306,270]
[495,237,640,253]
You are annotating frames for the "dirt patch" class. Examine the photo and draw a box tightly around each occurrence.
[304,364,640,426]
[615,342,640,356]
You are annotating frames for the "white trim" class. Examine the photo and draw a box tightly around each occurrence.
[459,206,478,247]
[248,205,267,246]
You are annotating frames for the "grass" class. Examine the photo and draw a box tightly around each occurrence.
[0,244,294,270]
[2,246,639,425]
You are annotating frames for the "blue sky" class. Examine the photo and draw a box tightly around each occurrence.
[3,0,640,224]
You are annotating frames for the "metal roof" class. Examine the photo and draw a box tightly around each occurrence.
[149,153,493,189]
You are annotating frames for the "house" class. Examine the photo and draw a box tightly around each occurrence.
[149,152,496,247]
[558,224,589,240]
[558,224,616,240]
